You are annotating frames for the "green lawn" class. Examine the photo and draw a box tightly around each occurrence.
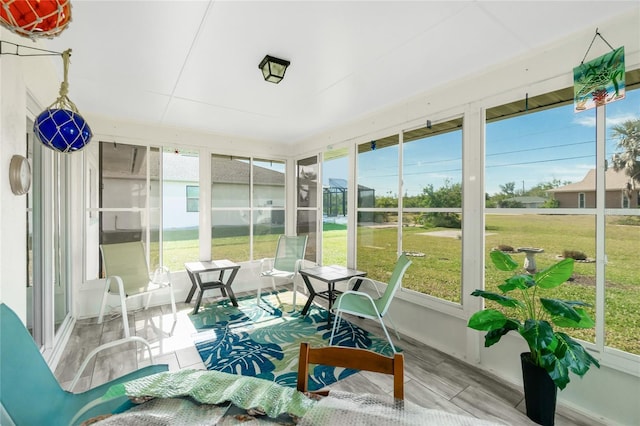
[159,214,639,354]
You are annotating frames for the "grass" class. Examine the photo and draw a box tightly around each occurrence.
[158,214,639,355]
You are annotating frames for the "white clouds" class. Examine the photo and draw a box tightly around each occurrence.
[573,115,596,127]
[607,113,639,127]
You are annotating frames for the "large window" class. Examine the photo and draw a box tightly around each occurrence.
[486,95,597,345]
[604,87,640,355]
[163,149,199,270]
[297,156,318,263]
[211,155,286,262]
[485,78,640,356]
[356,135,399,280]
[252,158,286,261]
[402,119,463,303]
[322,148,349,266]
[98,142,161,270]
[211,155,250,262]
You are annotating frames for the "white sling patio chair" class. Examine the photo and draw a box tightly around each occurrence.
[99,241,177,338]
[258,235,308,310]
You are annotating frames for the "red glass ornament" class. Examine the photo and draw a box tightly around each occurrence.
[0,0,71,39]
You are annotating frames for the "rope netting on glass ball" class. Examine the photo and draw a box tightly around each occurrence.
[34,49,92,153]
[0,0,71,39]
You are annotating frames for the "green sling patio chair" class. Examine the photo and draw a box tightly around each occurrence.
[0,303,168,426]
[329,254,412,353]
[258,235,308,310]
[99,241,177,338]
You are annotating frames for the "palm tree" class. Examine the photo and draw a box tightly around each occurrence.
[610,119,640,194]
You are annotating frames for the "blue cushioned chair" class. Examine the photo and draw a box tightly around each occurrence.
[0,303,168,425]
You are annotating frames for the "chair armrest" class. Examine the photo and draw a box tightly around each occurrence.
[260,257,275,274]
[151,266,171,285]
[334,290,381,314]
[345,276,382,297]
[69,336,156,392]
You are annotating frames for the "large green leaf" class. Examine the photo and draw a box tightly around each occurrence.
[548,355,570,390]
[498,274,535,293]
[535,258,574,289]
[468,309,507,331]
[520,319,555,353]
[540,298,582,323]
[555,332,600,377]
[490,250,519,271]
[551,307,595,329]
[471,289,523,308]
[484,319,520,347]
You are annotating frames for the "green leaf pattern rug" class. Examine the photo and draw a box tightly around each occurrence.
[190,290,397,391]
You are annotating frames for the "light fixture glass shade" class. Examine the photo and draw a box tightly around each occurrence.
[34,108,92,153]
[259,55,290,84]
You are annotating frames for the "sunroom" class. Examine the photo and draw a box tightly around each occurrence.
[1,2,639,425]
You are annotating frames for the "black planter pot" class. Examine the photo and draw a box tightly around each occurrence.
[521,352,557,426]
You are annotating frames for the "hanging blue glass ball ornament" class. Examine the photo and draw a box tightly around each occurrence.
[33,48,93,153]
[34,108,92,153]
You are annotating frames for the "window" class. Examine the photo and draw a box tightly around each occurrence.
[297,156,318,263]
[486,73,640,357]
[211,155,250,262]
[253,158,286,261]
[211,155,286,262]
[604,85,640,355]
[486,92,597,347]
[356,135,399,280]
[322,148,349,266]
[402,118,463,303]
[163,149,199,270]
[186,185,199,212]
[98,142,161,269]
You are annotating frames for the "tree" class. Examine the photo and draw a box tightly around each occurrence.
[418,180,462,228]
[610,119,640,192]
[499,182,516,196]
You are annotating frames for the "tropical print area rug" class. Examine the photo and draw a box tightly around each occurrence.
[189,290,397,391]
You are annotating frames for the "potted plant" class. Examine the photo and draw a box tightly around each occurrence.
[467,250,600,426]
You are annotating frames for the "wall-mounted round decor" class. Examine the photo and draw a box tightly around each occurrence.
[9,154,31,195]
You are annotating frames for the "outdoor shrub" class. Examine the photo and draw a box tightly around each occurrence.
[563,249,587,261]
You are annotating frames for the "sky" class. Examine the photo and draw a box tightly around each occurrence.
[322,88,639,197]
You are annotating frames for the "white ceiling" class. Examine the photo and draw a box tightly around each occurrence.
[43,1,638,145]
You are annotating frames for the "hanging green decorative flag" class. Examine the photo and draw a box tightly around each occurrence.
[574,46,625,112]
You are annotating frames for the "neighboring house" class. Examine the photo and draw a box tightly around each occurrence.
[547,168,639,208]
[502,196,548,208]
[163,154,285,230]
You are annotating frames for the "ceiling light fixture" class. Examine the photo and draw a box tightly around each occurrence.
[259,55,290,84]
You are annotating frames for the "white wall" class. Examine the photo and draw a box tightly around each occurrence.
[0,29,59,320]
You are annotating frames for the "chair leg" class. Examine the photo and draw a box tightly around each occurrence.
[291,279,297,312]
[144,292,153,310]
[169,284,177,322]
[120,291,131,339]
[384,312,402,340]
[377,317,397,353]
[97,280,110,324]
[256,281,263,306]
[329,310,342,346]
